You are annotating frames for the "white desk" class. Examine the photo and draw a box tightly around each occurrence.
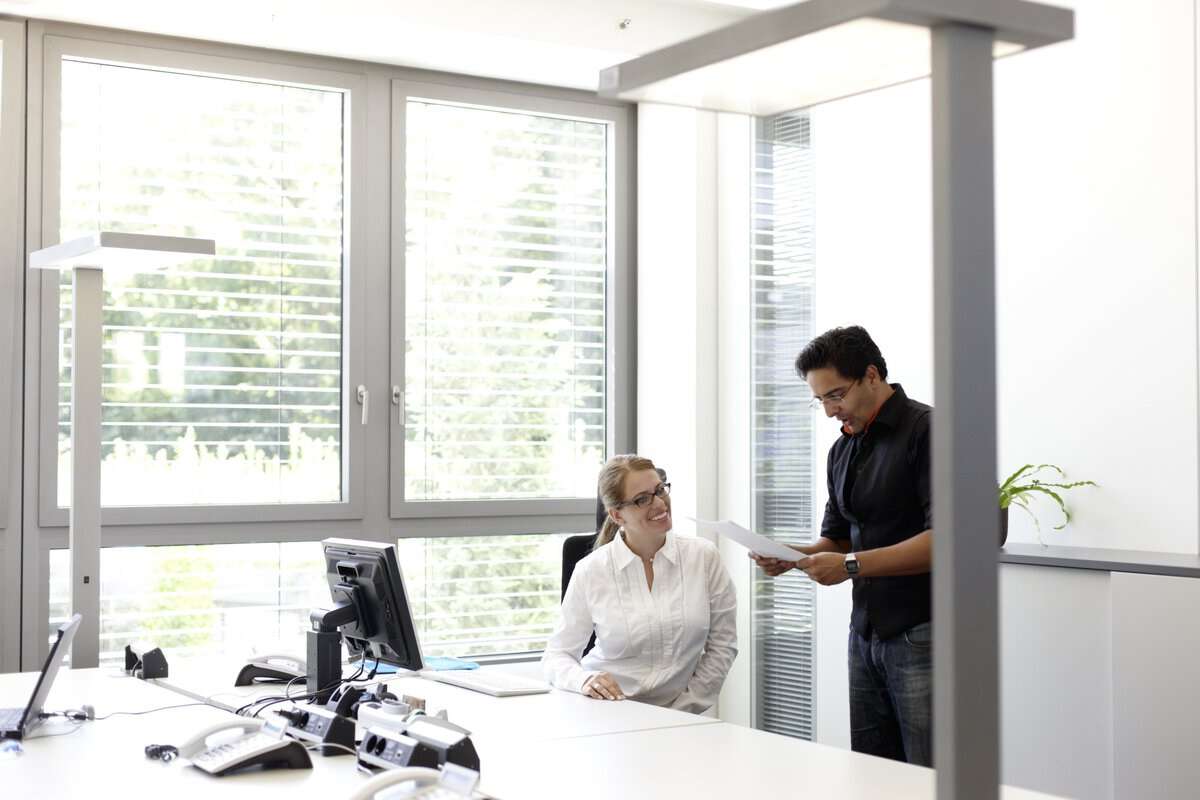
[1,668,364,797]
[155,658,718,752]
[481,722,1064,800]
[3,666,1065,799]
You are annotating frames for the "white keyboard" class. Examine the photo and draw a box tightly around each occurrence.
[422,669,550,697]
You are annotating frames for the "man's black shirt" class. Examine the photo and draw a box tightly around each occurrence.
[821,384,932,640]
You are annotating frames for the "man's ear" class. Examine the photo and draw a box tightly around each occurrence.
[865,364,879,385]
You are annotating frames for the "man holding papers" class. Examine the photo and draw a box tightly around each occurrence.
[752,326,933,767]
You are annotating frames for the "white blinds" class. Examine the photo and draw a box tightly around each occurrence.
[57,59,346,507]
[751,111,818,740]
[404,100,608,502]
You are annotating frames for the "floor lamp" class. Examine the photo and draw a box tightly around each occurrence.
[30,231,216,669]
[597,1,1073,796]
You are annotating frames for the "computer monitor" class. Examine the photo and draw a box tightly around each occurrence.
[307,538,423,701]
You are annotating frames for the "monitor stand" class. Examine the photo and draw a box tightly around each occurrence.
[307,603,356,704]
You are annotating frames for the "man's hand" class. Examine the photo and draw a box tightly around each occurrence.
[749,548,807,577]
[583,672,626,701]
[801,551,850,585]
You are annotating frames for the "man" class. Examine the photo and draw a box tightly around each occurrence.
[753,325,933,766]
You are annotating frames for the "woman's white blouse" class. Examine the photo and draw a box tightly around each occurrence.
[541,530,737,713]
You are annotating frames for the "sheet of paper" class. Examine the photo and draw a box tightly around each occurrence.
[689,517,805,562]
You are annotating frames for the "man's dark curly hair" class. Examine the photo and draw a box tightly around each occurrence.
[795,325,888,381]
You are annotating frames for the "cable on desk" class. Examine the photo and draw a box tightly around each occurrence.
[304,741,359,757]
[239,660,368,718]
[94,702,213,720]
[23,719,86,739]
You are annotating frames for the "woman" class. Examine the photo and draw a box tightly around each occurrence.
[542,455,737,713]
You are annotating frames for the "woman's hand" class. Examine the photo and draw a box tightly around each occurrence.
[583,672,626,701]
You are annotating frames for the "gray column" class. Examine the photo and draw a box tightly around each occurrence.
[70,266,103,668]
[930,23,1000,799]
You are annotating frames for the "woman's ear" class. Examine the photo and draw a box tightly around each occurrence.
[609,508,623,528]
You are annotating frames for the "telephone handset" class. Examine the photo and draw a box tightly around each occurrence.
[235,653,307,685]
[178,716,312,776]
[346,763,481,800]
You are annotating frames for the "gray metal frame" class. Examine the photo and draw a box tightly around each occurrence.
[0,17,27,673]
[599,0,1073,111]
[388,79,636,525]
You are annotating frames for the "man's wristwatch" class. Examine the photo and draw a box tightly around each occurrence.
[844,552,861,577]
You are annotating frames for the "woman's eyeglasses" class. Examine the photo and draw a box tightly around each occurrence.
[614,482,671,509]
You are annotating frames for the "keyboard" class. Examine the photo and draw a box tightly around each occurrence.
[0,707,25,734]
[422,669,550,697]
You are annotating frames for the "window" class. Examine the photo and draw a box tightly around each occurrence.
[55,58,348,508]
[27,31,630,667]
[49,534,571,663]
[751,111,817,739]
[396,86,615,513]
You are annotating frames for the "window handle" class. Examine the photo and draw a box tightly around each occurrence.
[357,385,369,426]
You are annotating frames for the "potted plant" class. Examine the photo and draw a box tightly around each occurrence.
[998,464,1096,546]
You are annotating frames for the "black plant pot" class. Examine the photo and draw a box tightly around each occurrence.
[999,505,1009,547]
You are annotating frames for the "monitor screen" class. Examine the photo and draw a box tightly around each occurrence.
[320,538,423,672]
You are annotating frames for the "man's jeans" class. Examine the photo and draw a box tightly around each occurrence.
[847,622,933,766]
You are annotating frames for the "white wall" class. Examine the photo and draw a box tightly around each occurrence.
[994,0,1197,554]
[634,104,720,530]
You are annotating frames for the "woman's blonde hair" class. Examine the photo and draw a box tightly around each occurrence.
[594,454,659,551]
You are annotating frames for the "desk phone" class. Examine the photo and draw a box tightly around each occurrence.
[178,716,311,776]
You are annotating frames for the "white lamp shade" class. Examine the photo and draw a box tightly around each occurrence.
[599,0,1073,115]
[29,231,216,272]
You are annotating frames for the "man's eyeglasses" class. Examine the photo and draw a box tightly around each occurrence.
[808,379,860,410]
[614,482,671,509]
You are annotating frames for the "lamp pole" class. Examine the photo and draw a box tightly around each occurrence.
[68,267,104,669]
[30,232,215,668]
[930,23,1000,798]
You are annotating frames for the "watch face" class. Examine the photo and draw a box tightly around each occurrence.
[845,556,859,575]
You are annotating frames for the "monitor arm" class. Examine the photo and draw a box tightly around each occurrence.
[306,594,360,704]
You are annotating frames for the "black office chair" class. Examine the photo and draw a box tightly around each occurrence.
[559,467,667,659]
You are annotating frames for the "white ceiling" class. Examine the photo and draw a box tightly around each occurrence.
[0,0,795,90]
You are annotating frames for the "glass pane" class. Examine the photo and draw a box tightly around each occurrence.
[405,100,607,501]
[751,111,817,740]
[48,533,574,663]
[57,59,346,507]
[49,543,328,664]
[397,533,571,656]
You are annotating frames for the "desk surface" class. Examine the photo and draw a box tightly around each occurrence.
[2,666,1065,799]
[482,722,1064,800]
[156,657,718,751]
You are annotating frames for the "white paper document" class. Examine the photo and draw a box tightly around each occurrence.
[690,517,805,562]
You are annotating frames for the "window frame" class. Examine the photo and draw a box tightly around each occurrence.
[0,17,28,673]
[33,34,369,527]
[388,79,635,524]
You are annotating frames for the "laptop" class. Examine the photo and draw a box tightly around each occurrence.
[0,614,82,740]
